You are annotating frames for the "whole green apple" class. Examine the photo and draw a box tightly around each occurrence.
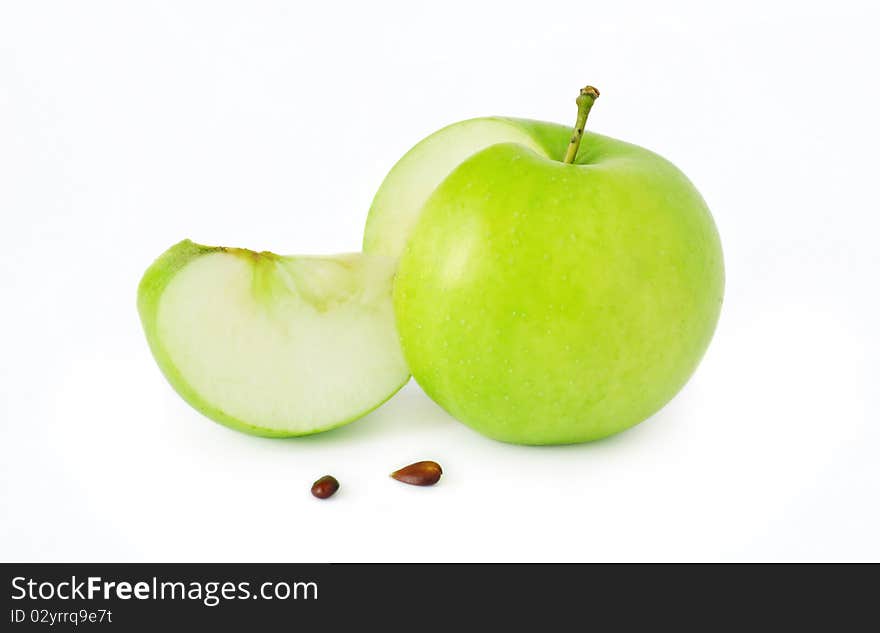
[365,87,724,444]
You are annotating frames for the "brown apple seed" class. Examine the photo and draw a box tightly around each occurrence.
[311,475,340,499]
[390,461,443,486]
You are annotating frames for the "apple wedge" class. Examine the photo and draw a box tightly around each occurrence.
[137,240,409,436]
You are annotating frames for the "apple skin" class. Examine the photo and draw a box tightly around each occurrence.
[390,120,724,444]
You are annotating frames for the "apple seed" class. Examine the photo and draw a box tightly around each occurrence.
[390,461,443,486]
[311,475,340,499]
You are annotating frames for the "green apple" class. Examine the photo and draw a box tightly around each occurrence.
[137,239,409,436]
[366,87,724,444]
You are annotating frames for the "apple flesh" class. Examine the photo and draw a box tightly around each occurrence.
[364,118,556,258]
[138,240,409,436]
[366,116,724,444]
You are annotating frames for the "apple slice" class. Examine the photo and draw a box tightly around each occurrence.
[137,240,409,436]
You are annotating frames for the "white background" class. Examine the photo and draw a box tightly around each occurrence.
[1,1,878,562]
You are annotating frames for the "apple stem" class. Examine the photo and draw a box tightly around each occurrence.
[562,86,600,164]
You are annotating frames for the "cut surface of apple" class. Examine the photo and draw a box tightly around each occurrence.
[138,240,409,436]
[363,117,564,259]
